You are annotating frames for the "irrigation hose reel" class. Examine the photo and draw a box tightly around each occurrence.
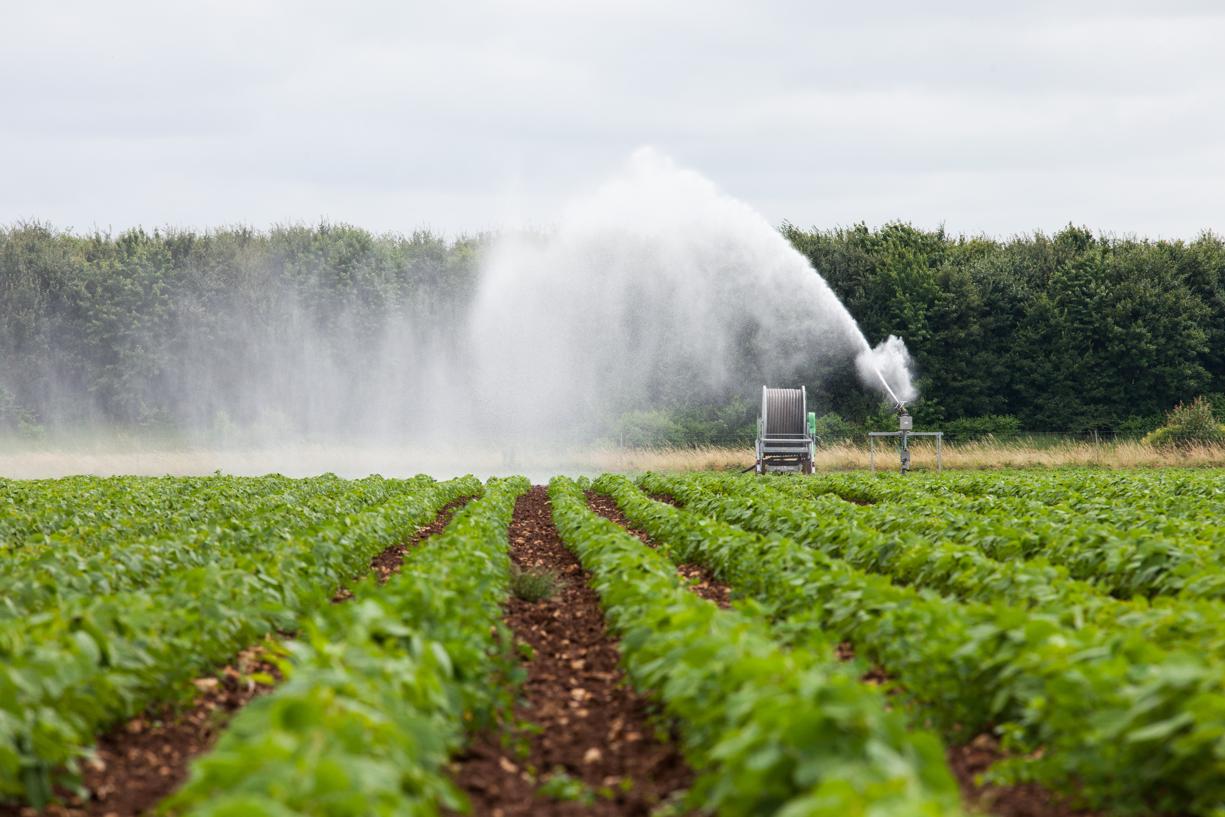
[754,386,817,474]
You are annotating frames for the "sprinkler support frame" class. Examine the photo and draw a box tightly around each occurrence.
[868,405,942,474]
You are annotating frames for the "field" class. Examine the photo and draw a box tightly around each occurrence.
[2,468,1225,817]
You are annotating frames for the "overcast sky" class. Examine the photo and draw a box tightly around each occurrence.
[2,1,1223,239]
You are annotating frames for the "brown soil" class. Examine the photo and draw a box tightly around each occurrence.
[1,498,470,817]
[371,496,470,579]
[834,640,892,687]
[450,486,692,817]
[947,734,1110,817]
[586,492,730,608]
[332,495,470,601]
[1,647,283,817]
[834,647,1108,816]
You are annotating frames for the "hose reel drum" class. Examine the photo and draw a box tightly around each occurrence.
[755,386,816,474]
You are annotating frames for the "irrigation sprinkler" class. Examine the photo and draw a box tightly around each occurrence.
[868,401,942,474]
[750,367,931,476]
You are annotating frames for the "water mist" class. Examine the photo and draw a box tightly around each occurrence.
[465,148,918,441]
[0,148,919,477]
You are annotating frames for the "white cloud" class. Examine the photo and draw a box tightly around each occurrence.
[1,0,1222,237]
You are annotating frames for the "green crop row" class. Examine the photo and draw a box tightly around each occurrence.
[0,475,300,549]
[782,470,1224,526]
[801,469,1225,509]
[783,469,1225,536]
[164,476,529,817]
[1,475,435,619]
[549,476,961,817]
[0,475,482,807]
[931,469,1225,506]
[600,473,1225,815]
[662,473,1225,659]
[748,471,1225,601]
[785,472,1225,564]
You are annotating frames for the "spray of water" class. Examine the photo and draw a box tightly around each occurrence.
[874,367,902,405]
[464,148,918,441]
[1,148,919,477]
[855,335,918,405]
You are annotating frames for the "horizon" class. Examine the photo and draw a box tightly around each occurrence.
[4,216,1223,246]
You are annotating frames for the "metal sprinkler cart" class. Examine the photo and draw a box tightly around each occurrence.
[868,403,943,474]
[754,386,817,474]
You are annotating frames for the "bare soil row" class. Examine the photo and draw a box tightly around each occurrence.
[450,486,692,817]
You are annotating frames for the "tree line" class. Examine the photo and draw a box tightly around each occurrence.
[0,223,480,434]
[1,221,1221,438]
[788,223,1225,435]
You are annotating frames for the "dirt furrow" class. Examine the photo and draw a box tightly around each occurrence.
[947,736,1105,817]
[1,497,471,817]
[451,486,691,817]
[595,489,1104,817]
[586,491,731,608]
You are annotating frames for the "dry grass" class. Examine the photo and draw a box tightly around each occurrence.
[591,440,1225,472]
[3,439,1223,479]
[584,444,757,472]
[0,441,757,479]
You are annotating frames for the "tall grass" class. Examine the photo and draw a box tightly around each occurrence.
[2,438,1222,479]
[590,440,1225,472]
